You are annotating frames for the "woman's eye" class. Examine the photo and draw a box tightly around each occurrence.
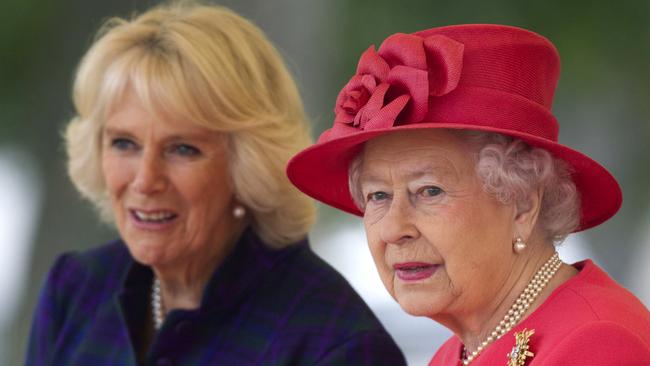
[420,186,443,197]
[171,144,201,157]
[111,138,136,151]
[367,191,390,202]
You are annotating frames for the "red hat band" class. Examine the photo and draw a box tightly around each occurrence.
[323,24,560,144]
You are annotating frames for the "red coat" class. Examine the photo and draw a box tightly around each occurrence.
[429,260,650,365]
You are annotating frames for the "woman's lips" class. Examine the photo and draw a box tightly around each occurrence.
[393,262,439,281]
[129,208,178,230]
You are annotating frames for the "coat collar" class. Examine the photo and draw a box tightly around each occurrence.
[119,227,307,314]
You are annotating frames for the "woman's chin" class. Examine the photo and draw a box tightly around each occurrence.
[395,292,442,318]
[124,240,170,267]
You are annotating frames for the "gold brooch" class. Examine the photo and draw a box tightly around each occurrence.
[507,329,535,366]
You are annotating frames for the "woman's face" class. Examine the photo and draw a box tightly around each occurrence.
[359,129,516,320]
[101,92,238,270]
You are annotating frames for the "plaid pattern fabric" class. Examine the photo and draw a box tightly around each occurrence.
[26,228,406,365]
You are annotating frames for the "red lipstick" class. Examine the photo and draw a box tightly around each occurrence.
[393,262,438,281]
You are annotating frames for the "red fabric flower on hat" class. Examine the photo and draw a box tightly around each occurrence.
[333,33,464,132]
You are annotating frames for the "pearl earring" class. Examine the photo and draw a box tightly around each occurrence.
[233,205,246,219]
[513,237,527,253]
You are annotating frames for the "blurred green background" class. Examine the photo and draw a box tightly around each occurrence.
[1,0,648,365]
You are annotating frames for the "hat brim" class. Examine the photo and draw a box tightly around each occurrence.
[287,122,621,232]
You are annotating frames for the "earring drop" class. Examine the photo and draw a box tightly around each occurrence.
[233,205,246,219]
[513,237,527,253]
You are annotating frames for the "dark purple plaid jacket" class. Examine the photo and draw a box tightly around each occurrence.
[26,228,406,365]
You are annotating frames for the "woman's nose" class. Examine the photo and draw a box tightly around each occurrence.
[131,149,167,194]
[379,195,419,245]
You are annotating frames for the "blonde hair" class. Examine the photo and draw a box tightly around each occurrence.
[65,2,316,247]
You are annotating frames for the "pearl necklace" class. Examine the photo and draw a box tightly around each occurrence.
[151,277,164,330]
[461,252,562,365]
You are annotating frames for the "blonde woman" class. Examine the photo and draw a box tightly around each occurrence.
[26,3,405,365]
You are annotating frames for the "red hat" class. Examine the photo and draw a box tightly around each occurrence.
[287,24,621,231]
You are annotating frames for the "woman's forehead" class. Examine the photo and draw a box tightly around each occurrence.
[360,130,472,183]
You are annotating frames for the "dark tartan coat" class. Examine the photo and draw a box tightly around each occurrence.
[26,228,406,366]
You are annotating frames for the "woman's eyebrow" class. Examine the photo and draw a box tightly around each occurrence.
[358,173,386,187]
[102,126,133,138]
[162,133,210,143]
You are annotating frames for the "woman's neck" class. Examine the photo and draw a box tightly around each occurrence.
[456,243,576,354]
[153,223,246,312]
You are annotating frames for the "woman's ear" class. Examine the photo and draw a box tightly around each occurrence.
[514,188,543,241]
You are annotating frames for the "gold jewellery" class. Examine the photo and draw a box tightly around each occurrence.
[461,252,562,365]
[508,329,535,366]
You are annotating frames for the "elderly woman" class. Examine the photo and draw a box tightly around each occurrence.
[288,24,650,365]
[25,3,406,365]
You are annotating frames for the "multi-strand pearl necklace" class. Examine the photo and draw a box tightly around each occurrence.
[461,252,562,365]
[151,277,164,330]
